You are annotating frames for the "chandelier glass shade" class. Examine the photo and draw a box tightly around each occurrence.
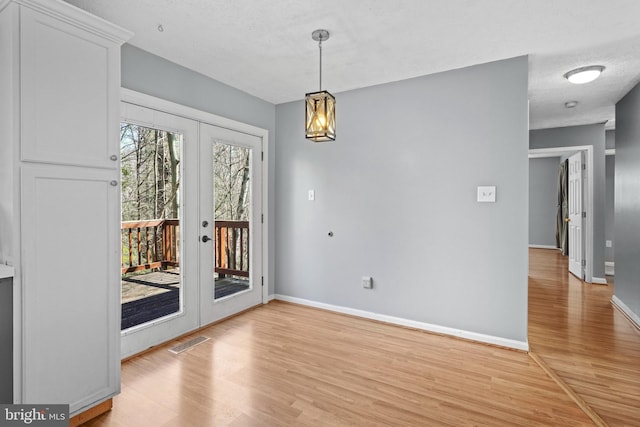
[305,29,335,142]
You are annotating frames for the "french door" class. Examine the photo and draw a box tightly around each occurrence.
[119,104,199,358]
[119,99,265,357]
[199,123,263,325]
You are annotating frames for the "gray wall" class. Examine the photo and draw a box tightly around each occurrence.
[605,133,615,263]
[0,278,12,403]
[614,82,640,319]
[529,157,560,247]
[529,124,606,278]
[121,44,277,295]
[606,129,615,149]
[275,57,529,343]
[605,130,615,263]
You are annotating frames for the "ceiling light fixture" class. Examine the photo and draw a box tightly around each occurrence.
[563,65,605,84]
[564,100,578,108]
[305,29,335,142]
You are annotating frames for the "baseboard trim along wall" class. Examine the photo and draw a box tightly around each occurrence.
[605,262,615,276]
[611,295,640,331]
[592,277,608,285]
[271,294,529,352]
[528,245,560,250]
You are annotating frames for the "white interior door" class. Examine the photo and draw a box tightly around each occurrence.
[119,103,200,358]
[199,123,263,325]
[568,152,584,279]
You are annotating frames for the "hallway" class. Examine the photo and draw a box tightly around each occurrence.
[528,248,640,426]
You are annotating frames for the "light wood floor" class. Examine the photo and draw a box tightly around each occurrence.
[528,248,640,426]
[83,249,640,426]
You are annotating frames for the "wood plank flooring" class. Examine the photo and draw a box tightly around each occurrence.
[81,248,640,426]
[528,248,640,426]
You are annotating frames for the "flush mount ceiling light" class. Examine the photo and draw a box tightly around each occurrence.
[563,65,605,84]
[305,29,335,142]
[564,100,578,108]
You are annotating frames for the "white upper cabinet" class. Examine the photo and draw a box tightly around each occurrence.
[19,5,124,168]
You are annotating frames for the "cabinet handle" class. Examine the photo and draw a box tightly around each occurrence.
[110,180,118,186]
[110,155,118,161]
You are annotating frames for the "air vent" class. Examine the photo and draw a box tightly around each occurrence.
[168,336,210,354]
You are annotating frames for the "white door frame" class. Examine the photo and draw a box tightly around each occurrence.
[120,89,270,345]
[529,146,593,283]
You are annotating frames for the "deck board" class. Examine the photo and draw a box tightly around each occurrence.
[121,271,249,329]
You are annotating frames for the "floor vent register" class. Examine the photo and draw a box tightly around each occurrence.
[169,336,210,354]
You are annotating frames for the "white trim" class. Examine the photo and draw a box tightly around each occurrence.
[528,244,559,250]
[528,145,594,283]
[605,149,615,156]
[121,88,266,139]
[121,88,270,304]
[611,295,640,330]
[592,277,608,285]
[273,294,529,352]
[1,0,133,43]
[267,294,276,302]
[0,264,14,279]
[605,261,615,276]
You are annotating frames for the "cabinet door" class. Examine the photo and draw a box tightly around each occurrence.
[20,6,120,169]
[20,165,120,414]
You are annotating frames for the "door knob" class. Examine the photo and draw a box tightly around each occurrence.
[565,217,571,222]
[201,235,211,242]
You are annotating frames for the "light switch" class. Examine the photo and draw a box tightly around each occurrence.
[308,190,315,201]
[477,186,496,203]
[606,240,612,248]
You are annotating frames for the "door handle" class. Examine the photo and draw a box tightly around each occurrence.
[565,217,571,222]
[201,235,211,242]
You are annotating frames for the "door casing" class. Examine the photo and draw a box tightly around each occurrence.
[529,146,594,283]
[120,89,269,358]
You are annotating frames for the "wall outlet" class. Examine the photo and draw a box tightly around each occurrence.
[606,240,612,248]
[308,189,315,201]
[362,276,373,289]
[477,186,496,203]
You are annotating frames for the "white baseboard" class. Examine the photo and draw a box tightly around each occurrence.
[272,294,529,352]
[528,245,560,250]
[267,294,276,302]
[592,277,608,285]
[605,262,615,276]
[611,295,640,330]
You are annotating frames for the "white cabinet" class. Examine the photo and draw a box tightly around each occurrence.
[20,165,121,411]
[0,0,131,416]
[19,6,122,168]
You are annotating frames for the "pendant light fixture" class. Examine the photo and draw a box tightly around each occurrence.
[305,29,335,142]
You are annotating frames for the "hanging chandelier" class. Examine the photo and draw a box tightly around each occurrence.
[305,29,335,142]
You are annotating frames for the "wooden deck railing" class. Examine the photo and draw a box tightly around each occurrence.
[121,219,249,277]
[121,219,179,274]
[215,220,249,278]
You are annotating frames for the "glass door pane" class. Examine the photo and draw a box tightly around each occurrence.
[214,142,251,300]
[120,123,182,330]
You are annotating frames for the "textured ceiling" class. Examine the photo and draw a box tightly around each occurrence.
[64,0,640,130]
